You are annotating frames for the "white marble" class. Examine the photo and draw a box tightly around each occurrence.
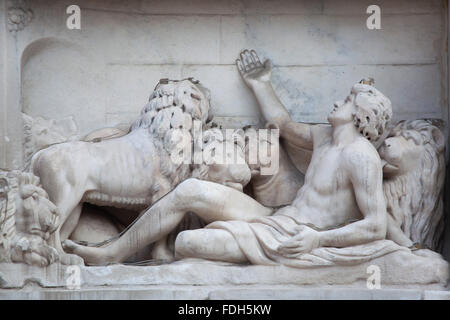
[0,254,448,289]
[0,0,449,298]
[4,285,450,300]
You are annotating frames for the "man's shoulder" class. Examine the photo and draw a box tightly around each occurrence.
[342,138,381,166]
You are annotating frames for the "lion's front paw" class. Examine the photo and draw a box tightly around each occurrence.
[11,238,60,267]
[59,252,85,266]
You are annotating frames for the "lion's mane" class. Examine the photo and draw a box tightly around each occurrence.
[383,120,445,250]
[129,80,211,197]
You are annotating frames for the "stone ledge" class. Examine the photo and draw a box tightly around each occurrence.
[0,285,449,300]
[1,251,448,291]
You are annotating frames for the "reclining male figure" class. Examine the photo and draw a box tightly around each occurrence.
[64,50,412,265]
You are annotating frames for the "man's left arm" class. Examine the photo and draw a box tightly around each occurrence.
[317,151,387,248]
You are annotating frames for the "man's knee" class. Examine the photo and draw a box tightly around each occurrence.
[174,178,208,203]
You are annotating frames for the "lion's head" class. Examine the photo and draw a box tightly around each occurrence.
[191,128,251,192]
[0,171,60,266]
[128,78,251,193]
[379,120,445,250]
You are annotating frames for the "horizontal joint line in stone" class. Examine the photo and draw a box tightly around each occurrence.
[82,8,441,18]
[107,62,438,67]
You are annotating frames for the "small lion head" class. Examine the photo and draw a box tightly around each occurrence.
[14,173,60,239]
[379,120,445,177]
[379,120,445,250]
[0,171,60,266]
[191,128,251,192]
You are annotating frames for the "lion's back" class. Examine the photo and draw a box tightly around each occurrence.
[31,141,97,193]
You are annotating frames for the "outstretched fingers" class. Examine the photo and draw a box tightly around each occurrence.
[240,50,250,69]
[239,49,259,72]
[250,50,262,67]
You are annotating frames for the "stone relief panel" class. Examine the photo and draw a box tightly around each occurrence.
[0,50,447,290]
[0,0,448,294]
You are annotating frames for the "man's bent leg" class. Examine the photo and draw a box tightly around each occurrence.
[175,229,248,264]
[64,179,271,265]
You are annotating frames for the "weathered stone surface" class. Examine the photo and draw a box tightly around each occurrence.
[1,249,448,290]
[3,286,448,300]
[0,256,449,300]
[8,0,445,139]
[423,290,450,300]
[0,0,448,300]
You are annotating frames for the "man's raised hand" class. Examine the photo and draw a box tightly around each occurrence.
[236,49,272,88]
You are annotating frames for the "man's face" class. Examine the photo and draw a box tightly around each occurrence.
[327,94,355,125]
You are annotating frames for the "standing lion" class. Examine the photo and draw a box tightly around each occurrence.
[30,79,214,264]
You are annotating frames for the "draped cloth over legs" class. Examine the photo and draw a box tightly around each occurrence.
[206,209,410,268]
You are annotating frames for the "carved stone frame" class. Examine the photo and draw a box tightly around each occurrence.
[0,0,28,170]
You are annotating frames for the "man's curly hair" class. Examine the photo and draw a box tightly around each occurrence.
[351,83,393,144]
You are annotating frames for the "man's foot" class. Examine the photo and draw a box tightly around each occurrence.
[63,240,113,266]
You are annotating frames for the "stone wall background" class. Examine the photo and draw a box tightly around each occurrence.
[10,0,449,137]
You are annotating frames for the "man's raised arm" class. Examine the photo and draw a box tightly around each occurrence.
[236,50,313,150]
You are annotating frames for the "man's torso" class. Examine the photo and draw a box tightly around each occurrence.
[288,125,363,229]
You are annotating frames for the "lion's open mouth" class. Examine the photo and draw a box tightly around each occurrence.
[381,159,398,176]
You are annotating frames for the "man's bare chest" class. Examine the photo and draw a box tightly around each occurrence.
[305,145,350,192]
